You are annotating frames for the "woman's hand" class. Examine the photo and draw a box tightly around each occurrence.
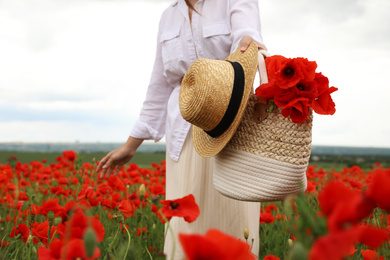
[97,136,143,179]
[238,35,267,52]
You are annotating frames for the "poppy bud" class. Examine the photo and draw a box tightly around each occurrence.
[152,223,156,230]
[54,217,62,226]
[288,239,293,248]
[83,227,97,258]
[27,235,33,244]
[47,211,54,220]
[32,246,37,255]
[139,184,146,201]
[243,226,249,240]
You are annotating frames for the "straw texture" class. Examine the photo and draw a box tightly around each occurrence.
[179,43,259,158]
[213,52,313,202]
[227,94,313,165]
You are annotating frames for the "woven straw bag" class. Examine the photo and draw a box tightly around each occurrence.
[213,51,313,202]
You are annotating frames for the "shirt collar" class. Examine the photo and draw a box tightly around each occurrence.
[171,0,178,7]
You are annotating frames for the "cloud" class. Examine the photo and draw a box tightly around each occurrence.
[0,0,170,121]
[260,0,390,51]
[0,0,389,147]
[0,120,133,142]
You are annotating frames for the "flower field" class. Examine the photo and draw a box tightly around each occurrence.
[0,151,389,260]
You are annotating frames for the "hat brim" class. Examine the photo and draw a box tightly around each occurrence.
[192,43,259,157]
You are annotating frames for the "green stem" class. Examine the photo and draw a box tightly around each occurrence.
[123,223,131,260]
[145,245,153,260]
[104,224,121,260]
[4,238,20,257]
[48,221,52,245]
[28,242,32,260]
[158,209,176,260]
[161,221,169,252]
[49,230,57,244]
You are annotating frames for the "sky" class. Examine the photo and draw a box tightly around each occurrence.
[0,0,389,148]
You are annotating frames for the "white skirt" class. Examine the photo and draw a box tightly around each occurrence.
[164,127,260,259]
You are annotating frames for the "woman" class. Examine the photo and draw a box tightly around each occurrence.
[97,0,267,258]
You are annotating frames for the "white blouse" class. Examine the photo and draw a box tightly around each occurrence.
[130,0,264,161]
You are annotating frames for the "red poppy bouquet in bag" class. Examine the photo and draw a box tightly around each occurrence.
[214,52,338,202]
[255,55,338,123]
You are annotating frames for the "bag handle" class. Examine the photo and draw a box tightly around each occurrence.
[258,50,270,85]
[253,50,271,123]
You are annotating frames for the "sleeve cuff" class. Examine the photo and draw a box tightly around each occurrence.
[130,120,164,142]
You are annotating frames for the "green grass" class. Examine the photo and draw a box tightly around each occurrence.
[0,151,166,169]
[1,151,388,172]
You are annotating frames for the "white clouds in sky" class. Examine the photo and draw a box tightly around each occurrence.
[0,0,389,147]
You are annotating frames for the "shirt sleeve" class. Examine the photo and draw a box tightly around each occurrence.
[229,0,264,53]
[130,17,173,142]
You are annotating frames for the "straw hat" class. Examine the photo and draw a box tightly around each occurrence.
[179,43,258,157]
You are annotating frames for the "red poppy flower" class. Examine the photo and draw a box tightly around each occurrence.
[365,168,390,211]
[319,181,375,231]
[77,187,96,200]
[18,192,29,201]
[62,150,76,163]
[266,56,317,89]
[9,223,30,243]
[311,73,337,115]
[358,225,388,249]
[149,184,166,196]
[57,211,105,242]
[264,255,280,260]
[38,238,101,260]
[280,97,310,124]
[265,204,278,213]
[347,178,364,190]
[273,80,318,108]
[37,238,62,260]
[160,194,200,223]
[273,87,297,108]
[118,199,136,218]
[255,81,279,99]
[306,181,317,193]
[260,212,275,224]
[39,198,64,218]
[179,229,255,260]
[63,238,101,260]
[361,249,385,260]
[31,220,57,246]
[309,228,360,260]
[137,227,147,236]
[0,240,10,248]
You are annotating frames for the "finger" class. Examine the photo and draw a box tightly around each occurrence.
[239,36,253,52]
[97,154,110,172]
[239,41,251,52]
[105,166,115,179]
[113,164,123,177]
[100,165,109,179]
[96,161,104,173]
[100,159,113,178]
